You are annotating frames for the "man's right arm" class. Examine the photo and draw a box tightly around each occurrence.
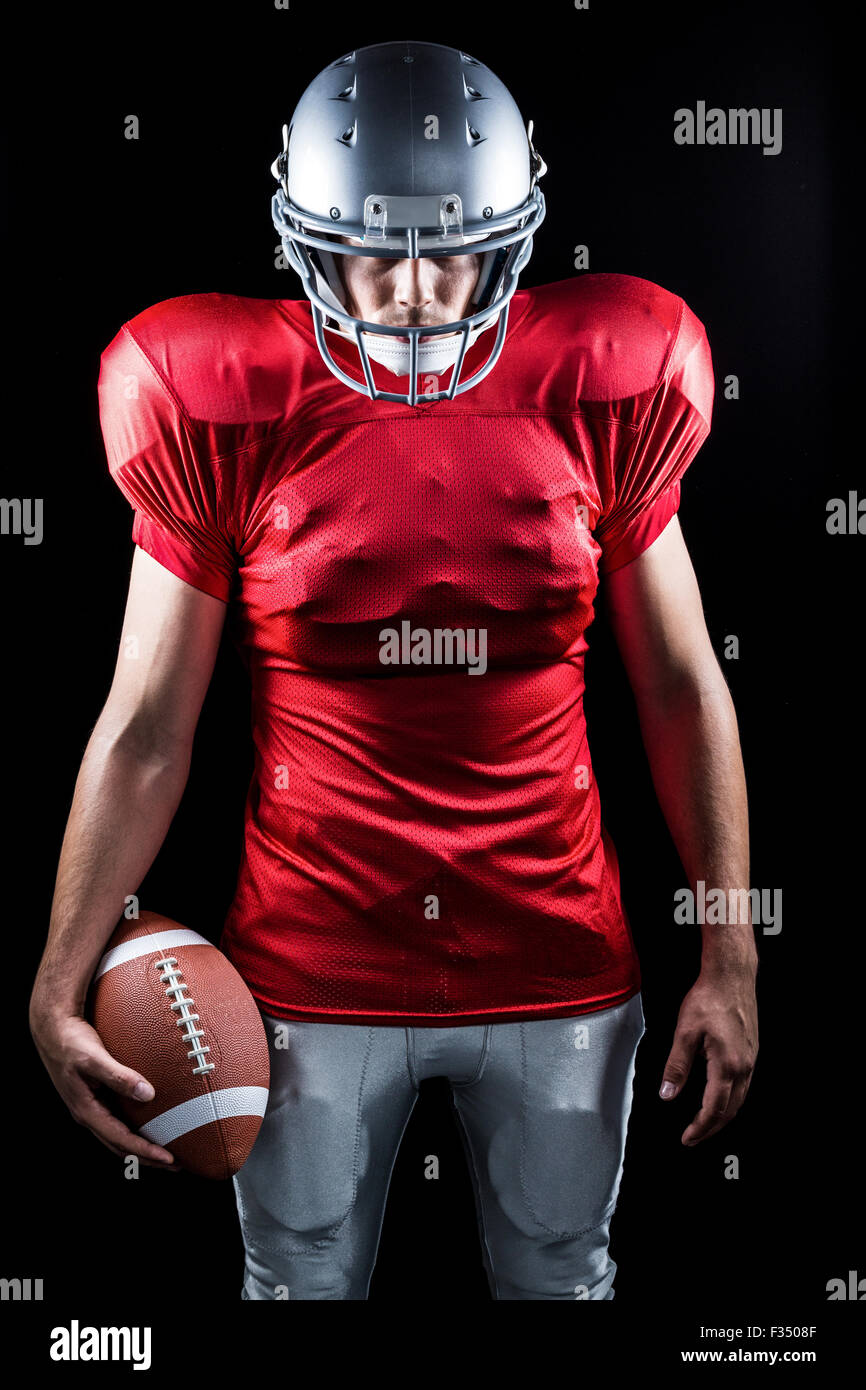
[30,546,228,1168]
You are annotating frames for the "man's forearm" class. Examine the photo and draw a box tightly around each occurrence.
[631,671,758,977]
[32,715,191,1019]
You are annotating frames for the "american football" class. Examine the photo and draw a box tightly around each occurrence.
[88,911,270,1179]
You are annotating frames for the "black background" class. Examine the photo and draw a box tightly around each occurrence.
[2,0,859,1367]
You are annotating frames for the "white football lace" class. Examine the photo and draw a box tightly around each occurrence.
[155,955,215,1076]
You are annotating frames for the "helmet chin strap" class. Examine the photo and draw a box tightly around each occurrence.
[324,314,501,376]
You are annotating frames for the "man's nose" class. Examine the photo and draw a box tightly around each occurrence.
[393,257,435,307]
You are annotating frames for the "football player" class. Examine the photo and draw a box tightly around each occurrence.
[30,41,758,1300]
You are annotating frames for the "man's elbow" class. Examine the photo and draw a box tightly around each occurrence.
[633,656,736,723]
[88,703,195,772]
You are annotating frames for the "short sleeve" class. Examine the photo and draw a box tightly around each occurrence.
[98,325,236,602]
[596,298,714,574]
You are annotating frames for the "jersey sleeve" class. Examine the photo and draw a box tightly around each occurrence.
[595,298,714,574]
[98,324,236,602]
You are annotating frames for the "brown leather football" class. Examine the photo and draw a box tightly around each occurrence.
[89,911,270,1179]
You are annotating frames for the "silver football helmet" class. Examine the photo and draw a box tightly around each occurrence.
[271,40,547,405]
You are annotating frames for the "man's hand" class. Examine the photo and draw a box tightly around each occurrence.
[29,1006,179,1170]
[659,969,758,1145]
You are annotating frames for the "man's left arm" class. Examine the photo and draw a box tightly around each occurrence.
[603,513,759,1147]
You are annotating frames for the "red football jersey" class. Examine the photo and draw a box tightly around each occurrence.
[98,273,713,1026]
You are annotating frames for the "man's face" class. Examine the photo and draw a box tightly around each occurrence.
[335,236,482,334]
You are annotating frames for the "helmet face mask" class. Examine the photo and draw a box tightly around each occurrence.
[270,41,547,405]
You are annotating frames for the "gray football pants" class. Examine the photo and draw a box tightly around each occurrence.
[233,992,646,1300]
